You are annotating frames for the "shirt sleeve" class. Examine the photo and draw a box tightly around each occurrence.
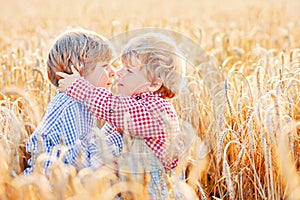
[106,131,124,156]
[41,104,84,171]
[24,135,39,174]
[26,103,87,174]
[66,78,164,138]
[102,123,116,136]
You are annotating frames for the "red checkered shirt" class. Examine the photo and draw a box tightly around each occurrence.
[66,78,180,170]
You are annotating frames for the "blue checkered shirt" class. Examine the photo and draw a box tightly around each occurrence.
[24,92,123,174]
[102,123,124,156]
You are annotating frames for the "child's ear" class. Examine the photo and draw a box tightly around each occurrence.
[148,79,162,92]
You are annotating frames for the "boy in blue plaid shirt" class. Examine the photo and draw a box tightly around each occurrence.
[24,29,123,175]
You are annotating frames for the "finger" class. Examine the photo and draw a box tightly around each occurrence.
[58,79,64,85]
[71,65,80,75]
[56,71,68,78]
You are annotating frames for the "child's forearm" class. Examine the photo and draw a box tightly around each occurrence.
[65,78,164,138]
[66,77,116,123]
[66,77,94,105]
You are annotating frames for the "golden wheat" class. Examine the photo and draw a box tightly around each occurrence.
[0,0,300,199]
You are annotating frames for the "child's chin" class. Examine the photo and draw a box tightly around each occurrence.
[116,90,125,95]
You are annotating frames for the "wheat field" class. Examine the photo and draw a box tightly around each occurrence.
[0,0,300,199]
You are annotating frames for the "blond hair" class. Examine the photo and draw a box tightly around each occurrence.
[47,29,113,87]
[121,33,184,98]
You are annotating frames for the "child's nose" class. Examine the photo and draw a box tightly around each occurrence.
[109,71,115,78]
[116,68,125,78]
[107,66,115,77]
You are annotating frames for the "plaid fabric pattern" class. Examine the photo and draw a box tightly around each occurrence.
[66,78,180,170]
[117,138,168,199]
[103,123,124,156]
[24,92,101,174]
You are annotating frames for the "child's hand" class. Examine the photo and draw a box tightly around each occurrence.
[56,65,81,92]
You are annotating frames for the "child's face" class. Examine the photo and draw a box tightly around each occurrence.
[117,57,150,96]
[84,61,115,89]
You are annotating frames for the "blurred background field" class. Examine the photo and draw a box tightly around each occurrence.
[0,0,300,199]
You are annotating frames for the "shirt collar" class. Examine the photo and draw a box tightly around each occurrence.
[131,92,162,99]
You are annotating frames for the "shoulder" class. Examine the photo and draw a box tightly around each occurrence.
[30,93,91,138]
[51,92,77,105]
[43,93,85,119]
[146,93,171,106]
[146,93,177,115]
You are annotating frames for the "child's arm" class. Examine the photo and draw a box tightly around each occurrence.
[57,69,164,138]
[66,78,163,138]
[25,103,90,174]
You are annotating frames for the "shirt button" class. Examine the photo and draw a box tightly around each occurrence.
[135,96,141,100]
[109,109,114,113]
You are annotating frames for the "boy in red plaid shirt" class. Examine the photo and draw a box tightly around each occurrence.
[57,33,185,199]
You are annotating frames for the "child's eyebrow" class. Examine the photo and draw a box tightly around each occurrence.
[101,63,109,67]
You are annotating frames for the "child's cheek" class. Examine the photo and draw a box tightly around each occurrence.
[96,79,104,88]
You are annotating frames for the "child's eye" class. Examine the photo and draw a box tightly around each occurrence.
[102,64,108,68]
[127,69,133,73]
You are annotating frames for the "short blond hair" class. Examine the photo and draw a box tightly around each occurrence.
[121,33,184,98]
[47,29,113,87]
